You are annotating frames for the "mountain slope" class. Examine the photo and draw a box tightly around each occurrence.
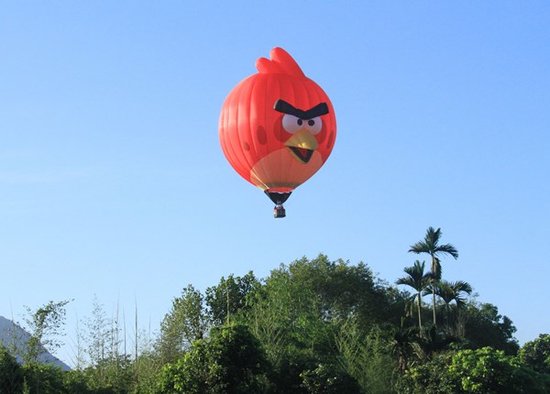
[0,315,70,370]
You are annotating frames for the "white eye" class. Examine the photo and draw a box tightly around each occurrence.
[305,117,323,134]
[282,114,303,134]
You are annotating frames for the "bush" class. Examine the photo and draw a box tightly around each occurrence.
[300,363,361,393]
[397,352,458,394]
[448,347,550,393]
[157,323,271,393]
[519,333,550,374]
[22,363,65,394]
[0,345,24,393]
[399,347,550,394]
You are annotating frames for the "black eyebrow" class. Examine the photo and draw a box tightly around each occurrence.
[274,99,329,119]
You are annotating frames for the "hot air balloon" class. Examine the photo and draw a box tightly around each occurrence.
[219,47,337,218]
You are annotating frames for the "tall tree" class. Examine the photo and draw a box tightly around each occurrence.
[157,323,270,394]
[428,280,472,337]
[409,227,459,327]
[156,285,209,364]
[205,272,261,325]
[23,300,71,364]
[520,334,550,374]
[433,280,472,310]
[396,260,430,331]
[463,303,519,354]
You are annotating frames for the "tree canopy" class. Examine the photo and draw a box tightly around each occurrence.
[1,227,547,393]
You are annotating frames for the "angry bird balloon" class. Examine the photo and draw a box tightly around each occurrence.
[219,47,337,218]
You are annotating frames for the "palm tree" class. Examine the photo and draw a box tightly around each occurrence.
[434,280,472,309]
[390,323,421,372]
[408,227,459,327]
[396,260,430,331]
[426,280,472,337]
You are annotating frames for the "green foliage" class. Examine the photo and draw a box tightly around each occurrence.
[462,302,519,354]
[408,227,459,280]
[82,355,134,393]
[433,280,472,309]
[519,333,550,374]
[62,370,93,394]
[399,347,550,394]
[448,347,550,393]
[22,363,65,394]
[242,255,399,393]
[7,249,540,394]
[245,262,328,369]
[0,345,24,393]
[282,255,391,324]
[396,260,430,331]
[83,297,110,368]
[60,352,161,394]
[205,272,261,325]
[131,353,163,394]
[156,284,209,364]
[336,322,396,393]
[397,351,458,394]
[300,363,361,393]
[76,298,138,392]
[24,300,70,364]
[408,227,459,328]
[157,323,270,394]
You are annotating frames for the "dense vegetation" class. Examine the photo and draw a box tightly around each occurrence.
[2,227,549,393]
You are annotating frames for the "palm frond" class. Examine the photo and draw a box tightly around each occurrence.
[449,280,472,294]
[408,241,429,254]
[396,261,430,292]
[396,277,415,288]
[436,243,459,259]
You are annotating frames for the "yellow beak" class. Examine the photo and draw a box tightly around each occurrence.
[285,129,318,150]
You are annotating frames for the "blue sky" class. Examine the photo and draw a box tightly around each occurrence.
[1,1,549,365]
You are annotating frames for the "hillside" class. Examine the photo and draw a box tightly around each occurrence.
[0,315,70,371]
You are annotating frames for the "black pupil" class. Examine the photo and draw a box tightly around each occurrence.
[296,118,316,127]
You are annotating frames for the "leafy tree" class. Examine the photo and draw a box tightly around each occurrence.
[205,272,261,325]
[156,284,209,364]
[462,302,519,354]
[409,227,459,327]
[519,333,550,374]
[400,347,550,394]
[131,352,163,394]
[75,297,141,393]
[244,265,325,391]
[335,320,396,393]
[300,363,361,393]
[22,363,65,394]
[23,300,71,364]
[0,345,24,393]
[396,260,430,331]
[157,323,270,393]
[397,351,457,394]
[448,347,550,393]
[242,255,398,392]
[82,296,128,367]
[85,354,134,393]
[62,370,94,394]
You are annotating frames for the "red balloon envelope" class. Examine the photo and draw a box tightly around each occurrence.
[219,47,337,218]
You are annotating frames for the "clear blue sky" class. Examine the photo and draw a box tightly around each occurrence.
[1,1,549,365]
